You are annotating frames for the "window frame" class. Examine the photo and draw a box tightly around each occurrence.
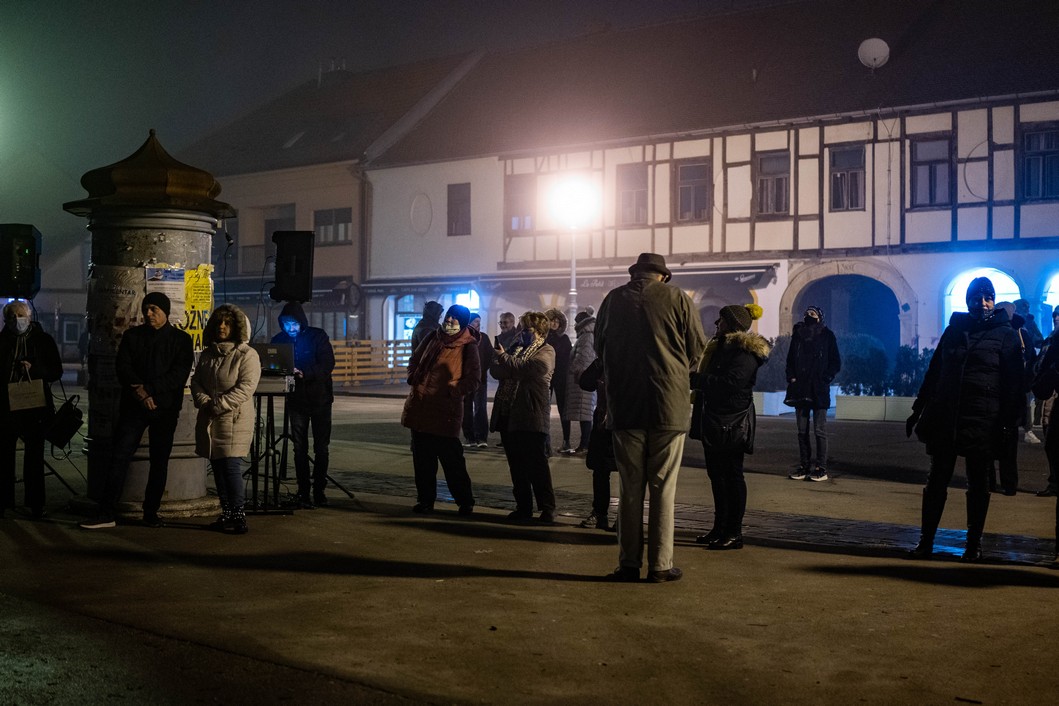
[617,163,649,226]
[447,182,472,236]
[828,144,866,212]
[755,150,791,217]
[1022,124,1059,202]
[313,207,354,245]
[504,174,536,233]
[909,136,952,208]
[673,159,712,223]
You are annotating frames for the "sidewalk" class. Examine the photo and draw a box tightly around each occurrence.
[2,394,1057,704]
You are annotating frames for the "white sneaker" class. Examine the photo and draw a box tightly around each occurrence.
[1024,430,1041,444]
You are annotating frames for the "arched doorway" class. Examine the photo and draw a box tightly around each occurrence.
[794,274,900,364]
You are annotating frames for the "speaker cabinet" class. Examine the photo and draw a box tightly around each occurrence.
[0,223,42,299]
[269,230,315,303]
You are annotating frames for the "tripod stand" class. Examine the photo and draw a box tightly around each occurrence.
[246,389,293,515]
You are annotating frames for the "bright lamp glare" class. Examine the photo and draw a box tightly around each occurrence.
[550,176,598,230]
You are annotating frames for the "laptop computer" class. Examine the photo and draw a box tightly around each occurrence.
[250,342,295,376]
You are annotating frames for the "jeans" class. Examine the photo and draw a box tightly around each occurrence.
[462,383,489,443]
[410,430,475,508]
[796,407,829,470]
[211,456,245,513]
[500,430,555,514]
[703,444,747,536]
[289,404,332,497]
[612,429,685,572]
[103,409,180,517]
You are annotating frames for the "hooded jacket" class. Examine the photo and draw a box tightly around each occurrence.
[401,326,481,437]
[270,301,335,408]
[0,322,63,416]
[912,309,1023,457]
[191,304,262,459]
[693,330,771,416]
[564,317,597,422]
[114,317,194,415]
[785,320,841,409]
[596,275,707,431]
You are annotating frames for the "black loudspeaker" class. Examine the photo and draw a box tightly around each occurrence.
[269,230,315,302]
[0,223,42,299]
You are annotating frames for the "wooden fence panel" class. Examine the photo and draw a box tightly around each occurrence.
[333,340,413,386]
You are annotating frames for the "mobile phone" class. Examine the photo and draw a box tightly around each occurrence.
[494,335,501,348]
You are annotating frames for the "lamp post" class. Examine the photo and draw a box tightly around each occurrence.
[551,175,599,325]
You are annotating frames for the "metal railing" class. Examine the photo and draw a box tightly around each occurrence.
[332,340,412,386]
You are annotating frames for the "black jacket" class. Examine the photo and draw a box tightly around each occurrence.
[115,322,194,414]
[1,323,63,415]
[785,322,841,409]
[693,331,771,416]
[912,310,1023,457]
[270,302,335,408]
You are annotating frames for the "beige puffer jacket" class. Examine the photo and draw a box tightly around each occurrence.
[190,305,262,459]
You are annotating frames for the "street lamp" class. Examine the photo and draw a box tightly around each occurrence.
[550,175,599,325]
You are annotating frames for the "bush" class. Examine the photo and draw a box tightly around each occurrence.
[888,345,934,397]
[835,334,889,396]
[754,334,790,392]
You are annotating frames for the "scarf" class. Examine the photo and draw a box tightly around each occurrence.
[492,334,547,419]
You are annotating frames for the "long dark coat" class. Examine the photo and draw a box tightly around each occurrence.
[401,327,481,438]
[912,310,1024,457]
[0,323,63,416]
[785,321,841,409]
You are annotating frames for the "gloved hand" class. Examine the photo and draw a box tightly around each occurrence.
[905,410,921,439]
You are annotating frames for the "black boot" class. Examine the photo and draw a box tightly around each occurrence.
[908,487,946,559]
[962,492,990,562]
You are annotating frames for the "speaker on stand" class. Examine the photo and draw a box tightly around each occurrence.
[0,223,42,299]
[269,230,315,303]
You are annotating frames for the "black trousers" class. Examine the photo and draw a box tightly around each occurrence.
[500,430,556,514]
[703,444,747,536]
[410,430,474,508]
[289,404,332,496]
[104,409,180,516]
[1,410,48,511]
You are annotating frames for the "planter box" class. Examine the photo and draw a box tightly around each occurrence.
[836,395,887,421]
[753,391,790,416]
[884,396,915,422]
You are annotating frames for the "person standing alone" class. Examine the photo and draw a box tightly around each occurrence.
[785,305,841,481]
[271,301,335,508]
[596,253,706,583]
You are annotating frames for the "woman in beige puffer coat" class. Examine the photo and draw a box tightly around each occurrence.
[190,304,261,534]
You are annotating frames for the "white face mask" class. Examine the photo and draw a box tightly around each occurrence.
[442,321,461,335]
[15,317,31,334]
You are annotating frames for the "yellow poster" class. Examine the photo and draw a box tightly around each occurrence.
[182,264,214,350]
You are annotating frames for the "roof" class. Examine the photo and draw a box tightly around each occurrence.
[373,0,1059,166]
[178,54,470,176]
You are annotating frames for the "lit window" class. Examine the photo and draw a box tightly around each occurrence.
[943,267,1020,323]
[454,290,480,311]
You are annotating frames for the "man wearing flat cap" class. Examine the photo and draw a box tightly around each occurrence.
[595,253,707,583]
[81,292,194,529]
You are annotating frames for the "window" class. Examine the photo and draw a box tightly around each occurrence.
[448,183,471,236]
[617,164,648,225]
[1024,129,1059,200]
[830,146,865,211]
[943,267,1020,323]
[674,160,711,222]
[756,151,790,215]
[910,138,951,207]
[314,208,353,244]
[505,174,535,231]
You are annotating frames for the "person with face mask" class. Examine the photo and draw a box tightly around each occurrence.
[1,301,63,520]
[784,305,841,482]
[270,301,336,508]
[401,304,480,515]
[904,277,1024,561]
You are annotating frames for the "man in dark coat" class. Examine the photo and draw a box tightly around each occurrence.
[1,301,63,520]
[785,305,841,481]
[410,300,444,353]
[596,252,707,583]
[271,301,336,507]
[905,277,1023,561]
[80,292,194,529]
[462,313,494,448]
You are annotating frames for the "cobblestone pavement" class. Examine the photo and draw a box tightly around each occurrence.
[326,469,1058,567]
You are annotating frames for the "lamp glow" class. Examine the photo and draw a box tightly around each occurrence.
[549,175,600,324]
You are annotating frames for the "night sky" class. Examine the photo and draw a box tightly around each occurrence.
[0,0,765,263]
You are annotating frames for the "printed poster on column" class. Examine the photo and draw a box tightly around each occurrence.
[145,266,186,327]
[87,265,145,355]
[182,264,214,350]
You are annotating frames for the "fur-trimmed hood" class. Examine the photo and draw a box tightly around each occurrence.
[203,304,251,345]
[723,330,771,361]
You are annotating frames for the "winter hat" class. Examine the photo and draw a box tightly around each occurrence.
[444,304,471,329]
[804,305,824,323]
[424,300,444,321]
[996,301,1015,319]
[719,303,764,332]
[628,252,672,282]
[141,292,171,318]
[965,277,995,307]
[574,306,596,331]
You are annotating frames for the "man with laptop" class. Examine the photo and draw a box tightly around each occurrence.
[270,301,336,508]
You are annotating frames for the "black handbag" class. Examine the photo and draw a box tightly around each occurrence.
[701,401,756,454]
[45,382,84,447]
